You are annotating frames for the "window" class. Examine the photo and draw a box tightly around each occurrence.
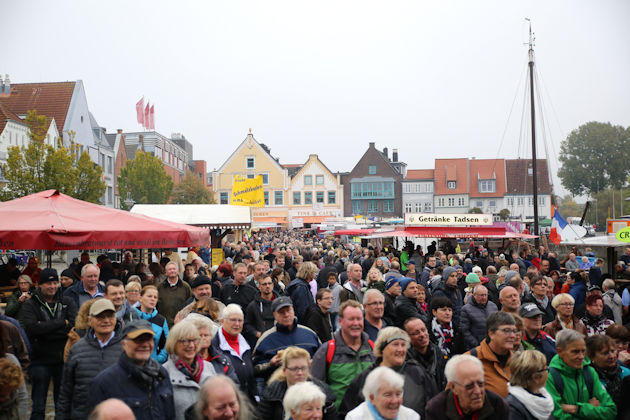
[316,175,324,185]
[476,201,483,208]
[352,200,364,214]
[405,203,412,213]
[528,167,533,175]
[448,198,455,206]
[328,191,336,204]
[368,165,377,175]
[447,181,456,189]
[507,197,514,206]
[458,197,465,206]
[293,192,301,205]
[261,173,269,185]
[424,202,432,212]
[350,182,395,199]
[478,180,496,193]
[264,191,269,206]
[416,183,421,193]
[274,191,283,205]
[438,198,445,207]
[517,197,524,206]
[489,200,496,208]
[316,191,324,203]
[246,157,255,169]
[383,200,394,213]
[367,200,378,213]
[304,192,313,204]
[220,192,229,205]
[415,203,422,212]
[247,174,255,179]
[107,156,113,174]
[528,197,533,206]
[539,196,546,205]
[108,187,113,205]
[304,175,312,185]
[426,183,433,193]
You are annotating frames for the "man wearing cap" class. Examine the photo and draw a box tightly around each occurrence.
[519,303,557,363]
[521,274,557,324]
[403,259,420,282]
[433,266,464,327]
[244,274,279,347]
[383,276,401,326]
[461,285,498,351]
[88,320,175,420]
[22,267,77,420]
[394,277,425,328]
[174,275,225,323]
[57,298,124,420]
[252,296,321,384]
[64,263,105,309]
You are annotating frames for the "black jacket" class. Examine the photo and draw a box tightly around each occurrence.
[57,323,124,419]
[425,388,510,420]
[302,303,333,343]
[394,294,427,328]
[258,377,337,420]
[244,292,277,348]
[22,289,77,365]
[505,393,552,420]
[316,263,338,289]
[219,282,258,311]
[407,342,447,390]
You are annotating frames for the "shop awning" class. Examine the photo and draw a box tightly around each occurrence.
[131,204,251,229]
[333,229,376,236]
[253,217,288,224]
[366,226,537,239]
[300,216,333,224]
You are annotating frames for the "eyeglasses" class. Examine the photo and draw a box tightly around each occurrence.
[127,290,140,294]
[558,303,574,307]
[178,338,200,346]
[536,368,549,374]
[285,366,309,373]
[226,318,243,323]
[454,380,485,391]
[365,301,384,306]
[496,328,519,335]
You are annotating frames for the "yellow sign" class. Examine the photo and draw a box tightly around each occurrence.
[616,226,630,243]
[211,248,225,266]
[231,175,264,207]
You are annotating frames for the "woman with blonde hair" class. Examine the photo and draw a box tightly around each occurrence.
[259,346,337,420]
[506,350,554,420]
[134,285,169,363]
[366,268,386,293]
[64,299,98,361]
[542,293,587,339]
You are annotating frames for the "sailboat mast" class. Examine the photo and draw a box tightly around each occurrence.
[527,20,540,248]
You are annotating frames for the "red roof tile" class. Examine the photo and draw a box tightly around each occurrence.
[468,159,506,197]
[406,169,434,180]
[0,82,76,135]
[0,102,24,134]
[435,158,468,195]
[505,159,552,194]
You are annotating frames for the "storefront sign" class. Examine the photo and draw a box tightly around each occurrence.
[405,213,493,226]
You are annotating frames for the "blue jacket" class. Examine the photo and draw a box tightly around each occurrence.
[88,353,174,420]
[63,281,105,309]
[286,278,314,322]
[569,282,586,308]
[523,330,556,364]
[135,308,169,363]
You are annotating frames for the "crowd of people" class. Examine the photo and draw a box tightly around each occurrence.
[1,234,630,420]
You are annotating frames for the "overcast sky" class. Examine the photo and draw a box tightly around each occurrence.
[4,0,630,191]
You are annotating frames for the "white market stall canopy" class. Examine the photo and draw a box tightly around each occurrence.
[561,235,627,248]
[131,204,251,230]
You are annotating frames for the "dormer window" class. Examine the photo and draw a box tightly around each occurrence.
[447,181,456,189]
[478,180,496,193]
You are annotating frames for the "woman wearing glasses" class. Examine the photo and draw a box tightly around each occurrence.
[259,346,337,420]
[542,293,587,339]
[506,350,554,420]
[162,320,217,420]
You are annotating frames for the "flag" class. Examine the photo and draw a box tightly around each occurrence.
[136,98,144,125]
[550,207,568,245]
[144,103,150,130]
[149,105,155,129]
[230,175,264,207]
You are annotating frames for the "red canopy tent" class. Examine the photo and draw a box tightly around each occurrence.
[0,190,209,250]
[333,229,375,236]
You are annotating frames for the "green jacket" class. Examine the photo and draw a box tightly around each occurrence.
[545,354,617,420]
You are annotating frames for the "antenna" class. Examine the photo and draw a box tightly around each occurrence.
[525,18,535,63]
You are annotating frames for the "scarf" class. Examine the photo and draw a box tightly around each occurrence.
[419,301,428,312]
[174,354,204,383]
[222,328,240,354]
[593,365,623,404]
[120,352,164,387]
[507,385,554,420]
[431,317,453,357]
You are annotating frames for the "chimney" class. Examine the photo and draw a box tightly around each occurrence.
[392,148,398,162]
[383,147,388,159]
[117,129,123,134]
[369,142,375,148]
[4,75,10,95]
[0,76,4,95]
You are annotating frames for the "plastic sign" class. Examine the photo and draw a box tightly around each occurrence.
[231,175,264,207]
[616,226,630,243]
[405,213,493,226]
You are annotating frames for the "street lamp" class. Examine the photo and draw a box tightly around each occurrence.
[124,191,135,208]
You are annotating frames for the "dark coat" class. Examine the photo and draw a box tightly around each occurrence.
[425,389,510,420]
[394,294,426,328]
[316,263,338,289]
[57,323,124,419]
[460,297,498,350]
[286,278,314,322]
[156,278,191,327]
[407,342,447,390]
[244,292,277,348]
[22,289,77,365]
[88,353,175,420]
[521,292,556,325]
[506,394,553,420]
[432,282,464,326]
[219,282,258,311]
[211,330,258,403]
[258,377,337,420]
[302,303,333,343]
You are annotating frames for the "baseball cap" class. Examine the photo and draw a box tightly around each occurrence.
[89,299,116,316]
[122,320,155,339]
[407,260,416,265]
[519,303,544,318]
[39,268,59,285]
[272,296,293,312]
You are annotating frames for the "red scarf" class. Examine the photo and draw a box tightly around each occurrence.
[454,393,478,420]
[222,327,240,354]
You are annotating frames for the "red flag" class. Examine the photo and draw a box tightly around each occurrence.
[144,103,150,130]
[136,98,144,125]
[149,105,155,129]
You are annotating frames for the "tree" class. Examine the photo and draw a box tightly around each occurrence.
[118,151,174,210]
[468,207,482,214]
[558,121,630,196]
[0,111,106,203]
[498,208,510,221]
[171,171,215,204]
[557,195,582,218]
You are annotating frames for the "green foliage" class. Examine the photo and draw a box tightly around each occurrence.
[558,195,582,218]
[558,121,630,196]
[498,208,510,221]
[118,151,174,210]
[171,171,215,204]
[0,111,106,203]
[468,207,483,214]
[585,187,630,228]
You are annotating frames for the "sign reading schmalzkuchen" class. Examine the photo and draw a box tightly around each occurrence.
[405,213,493,226]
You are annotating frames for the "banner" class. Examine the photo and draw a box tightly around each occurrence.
[136,98,144,125]
[405,213,493,226]
[149,105,155,129]
[144,103,150,130]
[230,175,265,207]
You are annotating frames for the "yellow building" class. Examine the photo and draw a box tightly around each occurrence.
[212,130,290,227]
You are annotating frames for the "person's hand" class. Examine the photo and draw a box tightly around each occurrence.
[561,404,578,414]
[618,350,630,364]
[269,353,282,367]
[588,397,600,407]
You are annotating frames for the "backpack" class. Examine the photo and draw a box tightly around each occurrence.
[548,366,594,399]
[325,338,374,369]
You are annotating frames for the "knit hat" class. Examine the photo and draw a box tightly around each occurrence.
[191,275,212,289]
[465,273,481,284]
[505,270,518,283]
[442,266,457,280]
[398,277,417,293]
[385,277,399,290]
[39,268,59,285]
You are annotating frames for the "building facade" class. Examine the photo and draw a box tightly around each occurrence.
[402,169,434,214]
[434,158,469,213]
[467,158,506,215]
[504,159,552,221]
[123,131,189,185]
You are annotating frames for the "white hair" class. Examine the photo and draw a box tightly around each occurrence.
[472,266,482,274]
[361,366,404,401]
[282,381,325,420]
[363,288,384,305]
[444,354,484,383]
[221,303,244,320]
